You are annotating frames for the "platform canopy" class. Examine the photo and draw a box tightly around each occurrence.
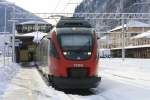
[15,31,47,43]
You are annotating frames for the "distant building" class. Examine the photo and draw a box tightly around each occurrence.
[103,20,150,58]
[106,20,150,48]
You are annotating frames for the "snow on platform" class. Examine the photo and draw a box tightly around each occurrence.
[2,67,71,100]
[2,68,49,100]
[0,63,20,100]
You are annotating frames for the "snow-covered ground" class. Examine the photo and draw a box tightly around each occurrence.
[0,56,20,100]
[100,58,150,87]
[1,58,150,100]
[96,58,150,100]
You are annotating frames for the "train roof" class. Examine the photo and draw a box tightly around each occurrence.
[55,27,93,35]
[56,17,92,28]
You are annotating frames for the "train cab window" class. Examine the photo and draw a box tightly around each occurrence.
[58,34,93,60]
[60,34,93,51]
[50,42,59,58]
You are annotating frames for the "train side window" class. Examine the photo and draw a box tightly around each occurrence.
[50,42,59,58]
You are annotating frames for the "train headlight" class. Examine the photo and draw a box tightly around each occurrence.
[88,52,91,55]
[63,52,67,55]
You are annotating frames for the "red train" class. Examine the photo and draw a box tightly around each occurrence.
[37,17,101,89]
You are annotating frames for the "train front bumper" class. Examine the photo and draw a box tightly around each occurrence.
[52,76,101,89]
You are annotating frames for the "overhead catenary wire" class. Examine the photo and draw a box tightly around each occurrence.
[61,0,70,13]
[61,0,81,16]
[67,0,80,5]
[51,0,62,23]
[53,0,61,13]
[12,13,150,20]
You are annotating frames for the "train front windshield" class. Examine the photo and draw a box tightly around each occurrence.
[59,34,93,60]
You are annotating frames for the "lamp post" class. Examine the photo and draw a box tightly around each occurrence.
[3,7,7,66]
[9,20,17,62]
[8,2,16,63]
[120,0,125,61]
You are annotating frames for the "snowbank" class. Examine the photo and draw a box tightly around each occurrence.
[0,63,20,99]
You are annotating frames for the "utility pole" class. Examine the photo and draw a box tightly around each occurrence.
[8,20,18,63]
[3,7,7,66]
[12,2,16,63]
[12,21,15,62]
[120,0,125,61]
[122,14,125,60]
[8,20,17,62]
[9,3,17,62]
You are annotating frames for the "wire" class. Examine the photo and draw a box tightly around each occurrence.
[61,0,80,14]
[53,0,61,13]
[61,0,70,13]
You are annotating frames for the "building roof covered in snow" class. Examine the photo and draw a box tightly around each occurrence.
[111,44,150,50]
[107,20,150,32]
[132,30,150,39]
[19,21,49,25]
[15,31,47,43]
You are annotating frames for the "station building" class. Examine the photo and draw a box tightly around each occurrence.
[100,20,150,58]
[14,21,52,64]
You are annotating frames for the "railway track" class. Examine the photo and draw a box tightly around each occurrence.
[103,71,150,90]
[36,67,50,86]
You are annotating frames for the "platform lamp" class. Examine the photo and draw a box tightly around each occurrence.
[8,20,18,63]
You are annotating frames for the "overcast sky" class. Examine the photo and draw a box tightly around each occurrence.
[7,0,83,13]
[6,0,83,24]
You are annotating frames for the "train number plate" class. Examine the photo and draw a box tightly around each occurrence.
[73,64,84,67]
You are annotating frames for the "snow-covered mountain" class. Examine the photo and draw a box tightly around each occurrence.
[75,0,150,13]
[74,0,150,35]
[0,0,46,33]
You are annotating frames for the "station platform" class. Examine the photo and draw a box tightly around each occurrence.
[2,67,49,100]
